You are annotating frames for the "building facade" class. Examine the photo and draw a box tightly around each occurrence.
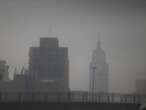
[136,80,146,95]
[89,34,109,93]
[0,60,9,81]
[29,37,69,91]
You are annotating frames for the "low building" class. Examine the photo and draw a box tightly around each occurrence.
[0,79,65,101]
[136,80,146,95]
[0,60,9,81]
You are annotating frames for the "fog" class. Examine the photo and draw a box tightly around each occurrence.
[0,0,145,93]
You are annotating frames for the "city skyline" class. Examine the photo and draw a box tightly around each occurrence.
[0,0,145,93]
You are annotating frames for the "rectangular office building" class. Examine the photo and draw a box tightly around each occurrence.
[29,37,69,91]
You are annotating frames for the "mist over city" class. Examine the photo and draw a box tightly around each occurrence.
[0,0,145,94]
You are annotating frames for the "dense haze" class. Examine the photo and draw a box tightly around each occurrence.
[0,0,145,93]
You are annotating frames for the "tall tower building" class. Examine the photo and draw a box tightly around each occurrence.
[89,33,109,93]
[29,37,69,91]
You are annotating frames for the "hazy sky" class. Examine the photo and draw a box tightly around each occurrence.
[0,0,145,93]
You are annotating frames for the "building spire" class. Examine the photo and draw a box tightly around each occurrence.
[48,24,53,36]
[97,32,101,48]
[48,24,56,38]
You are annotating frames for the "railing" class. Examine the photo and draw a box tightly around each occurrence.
[0,91,145,104]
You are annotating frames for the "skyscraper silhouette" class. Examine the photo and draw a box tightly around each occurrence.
[29,37,69,91]
[89,33,109,93]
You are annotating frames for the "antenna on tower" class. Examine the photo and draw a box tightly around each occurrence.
[98,32,101,39]
[48,24,56,38]
[48,24,53,36]
[97,32,101,48]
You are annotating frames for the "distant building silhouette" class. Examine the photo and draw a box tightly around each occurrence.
[0,38,69,101]
[29,37,69,91]
[89,33,109,93]
[136,80,146,95]
[0,60,9,81]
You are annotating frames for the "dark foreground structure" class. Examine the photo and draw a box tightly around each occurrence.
[0,102,140,110]
[0,92,145,110]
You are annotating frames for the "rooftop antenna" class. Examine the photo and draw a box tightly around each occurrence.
[97,32,101,48]
[48,24,56,38]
